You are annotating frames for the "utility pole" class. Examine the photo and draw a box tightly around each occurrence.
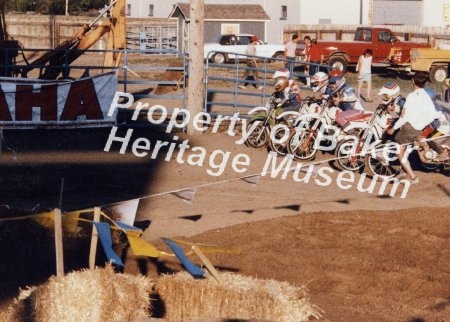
[65,0,68,16]
[187,0,205,135]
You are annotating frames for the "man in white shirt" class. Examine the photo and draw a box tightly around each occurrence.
[386,72,437,183]
[284,34,299,75]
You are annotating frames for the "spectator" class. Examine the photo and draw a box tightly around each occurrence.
[284,34,299,75]
[239,36,262,89]
[356,49,373,102]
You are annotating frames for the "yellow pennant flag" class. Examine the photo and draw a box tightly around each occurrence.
[31,211,55,230]
[127,235,161,258]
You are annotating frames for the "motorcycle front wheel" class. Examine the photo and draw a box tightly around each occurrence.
[335,138,365,172]
[364,143,398,179]
[269,124,292,156]
[287,129,318,161]
[245,119,270,148]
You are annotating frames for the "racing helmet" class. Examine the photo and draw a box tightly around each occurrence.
[328,74,346,94]
[272,67,290,91]
[272,67,290,79]
[311,71,329,93]
[378,82,400,105]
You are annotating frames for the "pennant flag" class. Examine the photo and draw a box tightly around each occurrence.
[31,211,55,230]
[171,188,197,204]
[174,240,241,255]
[112,198,140,226]
[114,221,142,232]
[94,222,124,267]
[162,238,205,278]
[180,214,202,222]
[240,174,261,185]
[232,209,255,214]
[275,204,301,212]
[63,211,81,234]
[335,199,350,204]
[127,235,161,258]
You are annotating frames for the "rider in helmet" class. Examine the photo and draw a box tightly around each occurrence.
[328,69,364,111]
[310,71,329,94]
[377,82,405,116]
[272,67,301,110]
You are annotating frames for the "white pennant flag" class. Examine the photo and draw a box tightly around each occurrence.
[240,174,261,185]
[171,188,197,204]
[111,198,140,226]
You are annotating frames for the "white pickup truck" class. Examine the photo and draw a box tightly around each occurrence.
[204,34,285,64]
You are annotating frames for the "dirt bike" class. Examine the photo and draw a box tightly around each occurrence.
[285,92,374,161]
[364,125,450,179]
[268,96,319,156]
[334,104,393,172]
[244,91,300,149]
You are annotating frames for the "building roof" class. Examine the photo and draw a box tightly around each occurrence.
[169,3,270,21]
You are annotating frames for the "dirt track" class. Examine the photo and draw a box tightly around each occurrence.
[0,119,449,321]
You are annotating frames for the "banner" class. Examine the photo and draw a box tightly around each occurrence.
[0,72,118,128]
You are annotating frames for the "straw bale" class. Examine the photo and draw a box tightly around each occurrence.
[5,265,153,322]
[156,271,321,322]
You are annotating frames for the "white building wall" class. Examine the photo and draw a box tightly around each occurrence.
[422,0,450,27]
[299,0,370,25]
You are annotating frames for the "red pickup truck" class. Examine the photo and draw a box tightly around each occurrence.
[309,27,430,72]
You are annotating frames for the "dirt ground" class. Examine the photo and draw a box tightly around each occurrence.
[0,83,449,321]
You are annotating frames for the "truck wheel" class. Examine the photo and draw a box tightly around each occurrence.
[212,52,227,64]
[429,65,448,84]
[328,56,348,73]
[272,51,285,61]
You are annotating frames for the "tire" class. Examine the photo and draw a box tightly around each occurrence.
[269,124,291,156]
[287,129,318,161]
[364,143,398,179]
[272,51,285,61]
[327,56,348,73]
[335,139,365,172]
[429,65,448,84]
[245,119,269,148]
[212,52,227,64]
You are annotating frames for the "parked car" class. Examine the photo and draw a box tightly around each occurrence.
[204,34,285,64]
[308,27,431,72]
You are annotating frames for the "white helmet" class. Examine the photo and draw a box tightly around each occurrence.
[311,72,328,93]
[378,82,400,105]
[272,67,290,79]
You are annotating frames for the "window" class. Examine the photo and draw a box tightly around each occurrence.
[281,6,287,20]
[221,24,240,35]
[148,4,154,17]
[126,4,131,16]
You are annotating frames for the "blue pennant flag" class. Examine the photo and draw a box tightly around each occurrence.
[114,221,142,231]
[94,222,124,267]
[162,238,205,278]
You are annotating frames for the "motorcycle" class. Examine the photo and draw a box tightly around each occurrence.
[364,125,450,179]
[286,95,372,161]
[244,91,301,149]
[334,104,393,172]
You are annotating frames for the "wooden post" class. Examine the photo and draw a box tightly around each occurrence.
[54,208,64,276]
[186,0,205,135]
[89,207,101,269]
[191,245,222,283]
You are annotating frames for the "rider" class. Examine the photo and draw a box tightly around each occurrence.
[272,67,301,111]
[328,69,364,111]
[385,72,438,183]
[310,71,329,95]
[377,82,406,118]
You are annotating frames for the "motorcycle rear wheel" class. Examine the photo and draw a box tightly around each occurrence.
[287,129,318,161]
[364,143,398,179]
[245,119,269,148]
[335,138,365,172]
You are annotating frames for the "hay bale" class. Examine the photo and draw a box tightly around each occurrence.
[156,272,321,322]
[6,265,152,322]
